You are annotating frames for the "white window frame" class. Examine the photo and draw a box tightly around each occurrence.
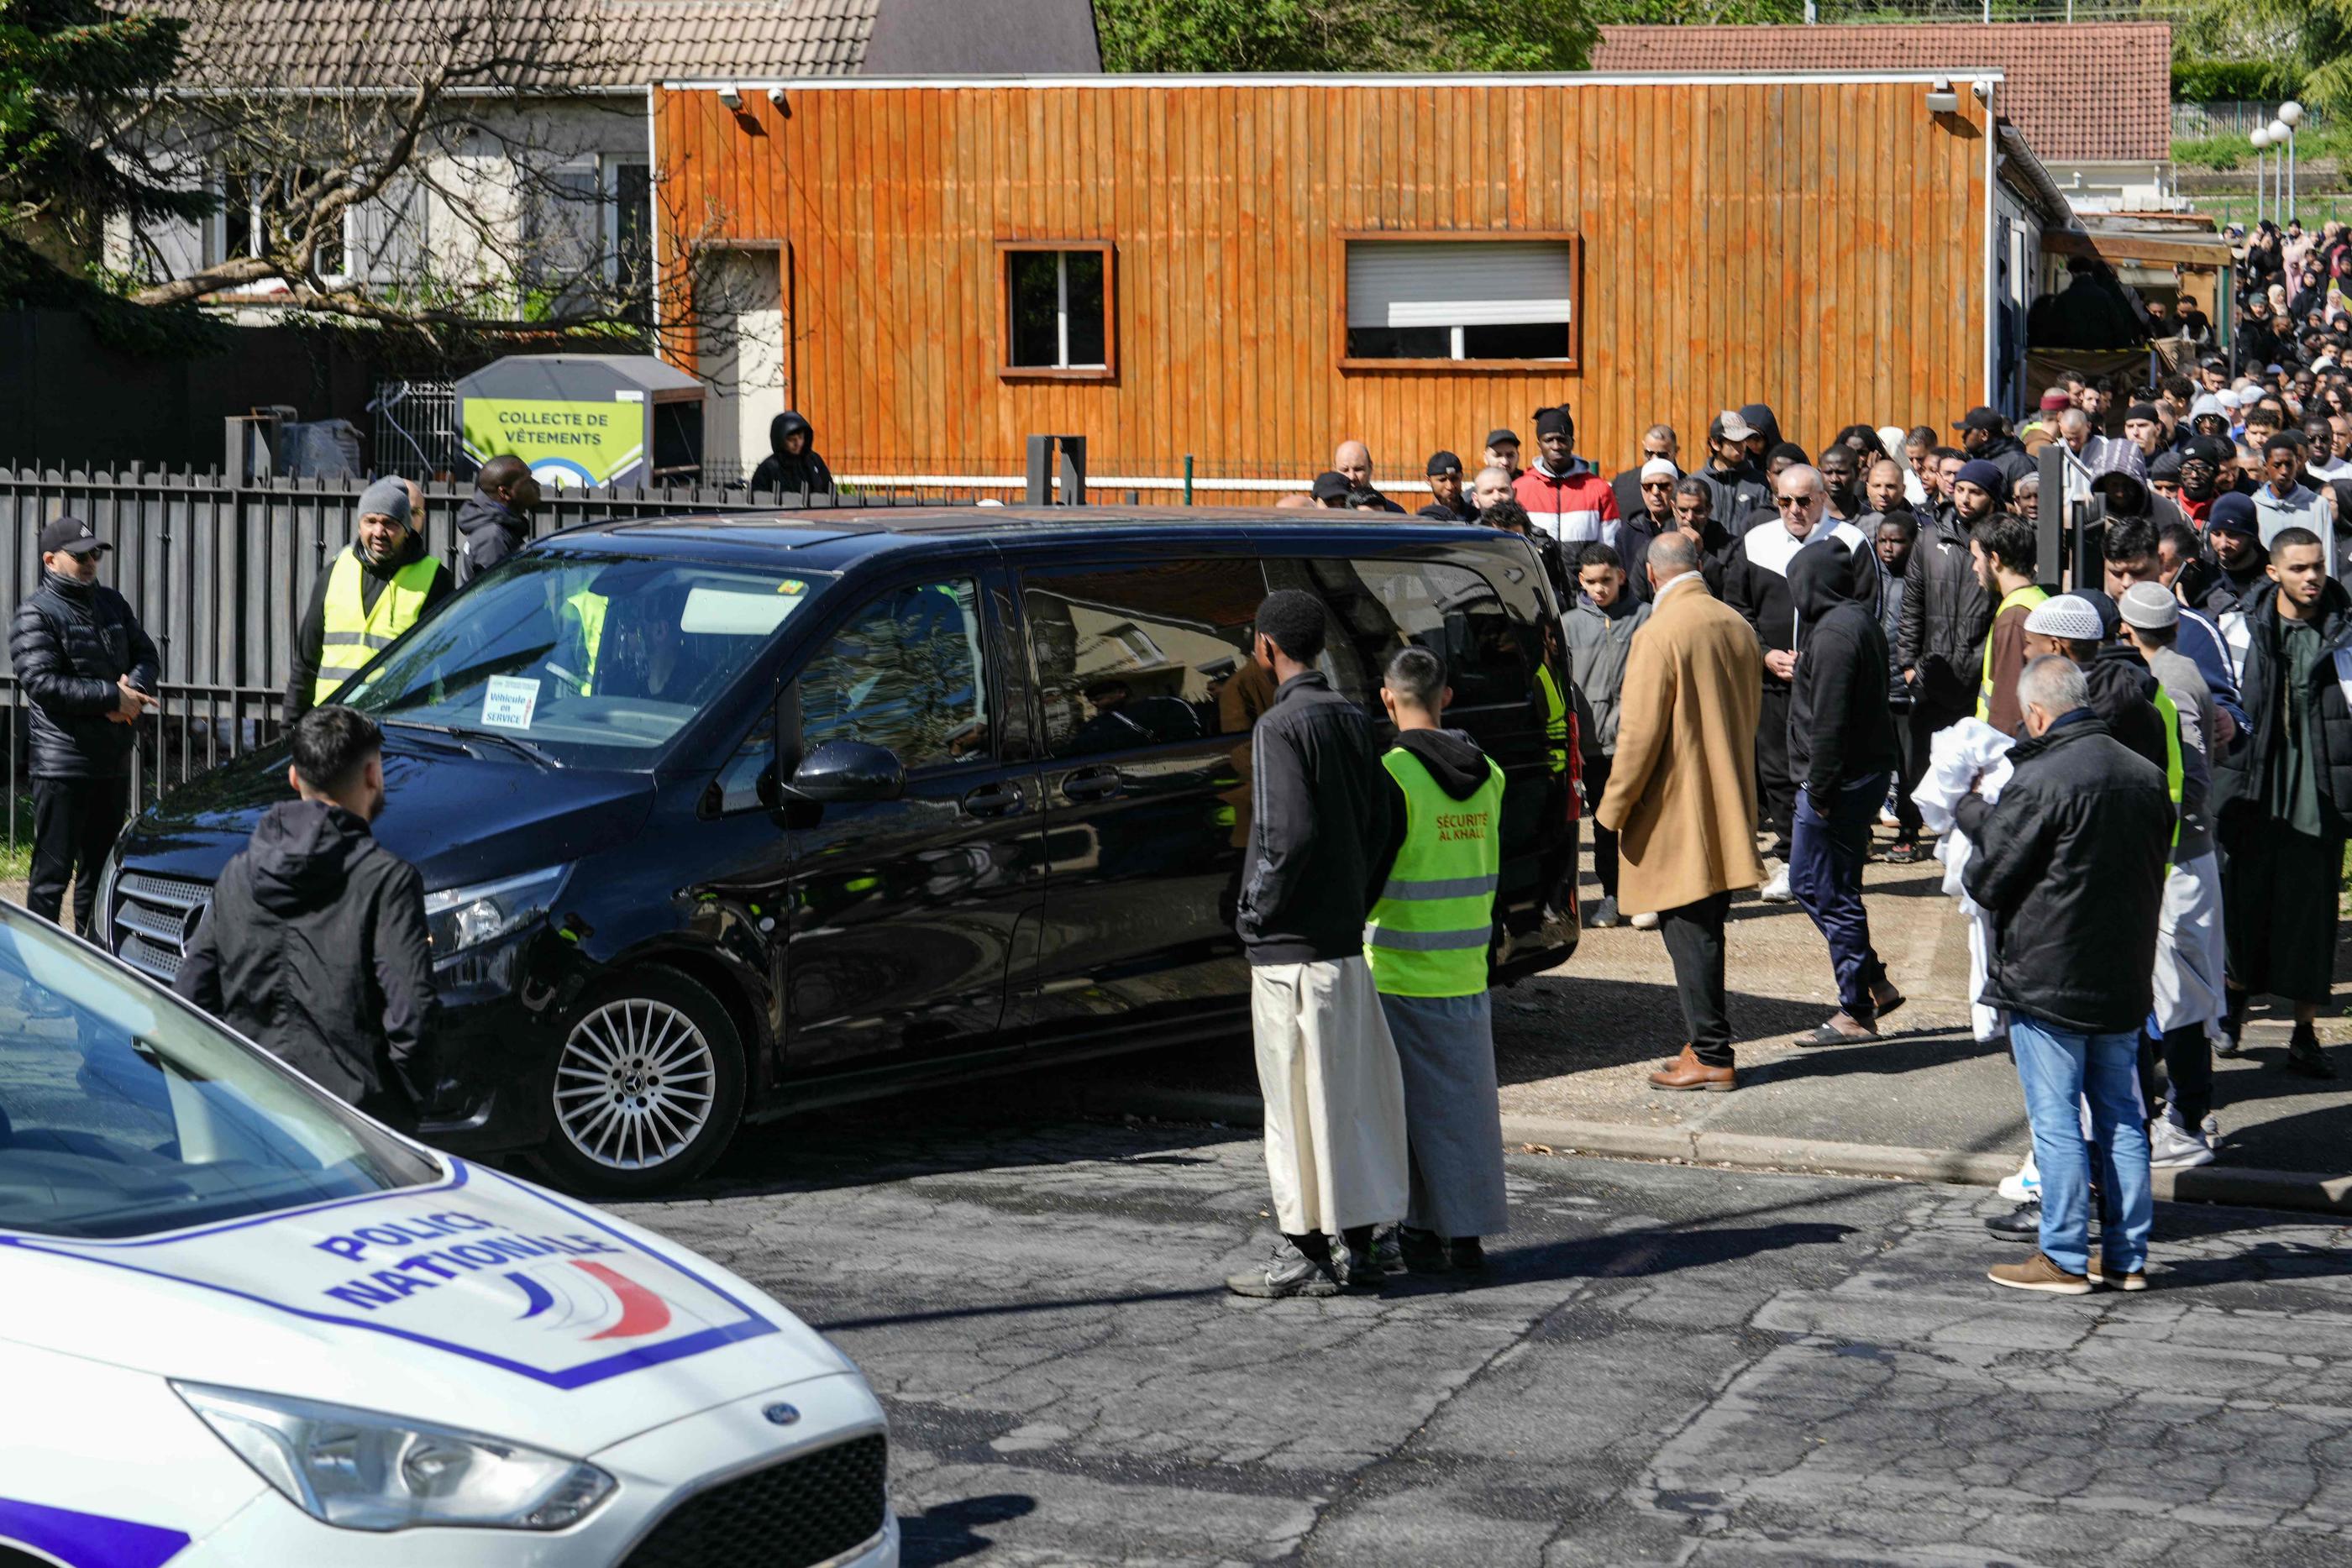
[1341,233,1582,370]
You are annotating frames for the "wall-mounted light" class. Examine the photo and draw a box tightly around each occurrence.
[1925,77,1959,114]
[716,85,743,111]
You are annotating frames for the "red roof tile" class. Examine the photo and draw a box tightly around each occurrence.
[1592,23,2171,163]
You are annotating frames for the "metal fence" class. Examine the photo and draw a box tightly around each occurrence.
[2174,101,2328,141]
[0,466,980,860]
[369,380,463,479]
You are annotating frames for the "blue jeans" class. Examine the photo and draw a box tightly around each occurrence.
[2011,1015,2151,1276]
[1790,772,1887,1015]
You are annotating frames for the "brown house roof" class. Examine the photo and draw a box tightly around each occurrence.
[1592,23,2171,163]
[167,0,1095,91]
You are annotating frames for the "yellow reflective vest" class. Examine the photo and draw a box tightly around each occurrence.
[562,590,607,695]
[1366,746,1505,998]
[1976,584,2049,722]
[1535,663,1568,776]
[314,549,440,705]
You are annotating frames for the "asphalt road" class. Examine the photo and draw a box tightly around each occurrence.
[617,1108,2352,1567]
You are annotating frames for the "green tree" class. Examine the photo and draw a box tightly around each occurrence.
[1094,0,1596,73]
[0,0,211,292]
[2175,0,2352,115]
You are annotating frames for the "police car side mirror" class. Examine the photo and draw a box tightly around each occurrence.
[786,739,906,804]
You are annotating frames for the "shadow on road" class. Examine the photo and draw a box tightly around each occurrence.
[900,1493,1039,1567]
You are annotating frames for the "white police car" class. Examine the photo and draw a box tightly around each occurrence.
[0,899,895,1567]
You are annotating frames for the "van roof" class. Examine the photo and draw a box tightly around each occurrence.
[535,506,1510,572]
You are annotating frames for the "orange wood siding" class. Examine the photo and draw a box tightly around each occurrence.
[654,79,1992,484]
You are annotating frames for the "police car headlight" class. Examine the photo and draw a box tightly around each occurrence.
[175,1382,612,1531]
[423,864,570,958]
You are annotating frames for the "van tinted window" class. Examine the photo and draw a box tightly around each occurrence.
[1023,561,1268,756]
[1271,559,1536,711]
[797,579,990,770]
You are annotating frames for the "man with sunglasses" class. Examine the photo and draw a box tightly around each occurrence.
[1725,464,1875,898]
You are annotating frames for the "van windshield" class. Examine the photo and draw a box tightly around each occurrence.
[0,906,438,1240]
[341,556,832,768]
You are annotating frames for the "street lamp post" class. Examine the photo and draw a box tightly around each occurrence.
[2252,125,2271,227]
[2271,117,2293,229]
[2281,100,2305,223]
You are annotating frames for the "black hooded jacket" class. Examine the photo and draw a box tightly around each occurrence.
[455,491,529,585]
[1787,539,1900,805]
[1954,711,2172,1033]
[1972,433,2038,492]
[2081,644,2170,779]
[1372,726,1495,889]
[8,570,160,779]
[748,412,836,496]
[175,799,438,1118]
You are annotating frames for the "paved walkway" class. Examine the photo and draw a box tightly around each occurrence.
[1105,842,2352,1188]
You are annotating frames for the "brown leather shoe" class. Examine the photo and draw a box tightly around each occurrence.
[1649,1044,1735,1093]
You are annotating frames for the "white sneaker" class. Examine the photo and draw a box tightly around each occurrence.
[1760,867,1794,904]
[2202,1113,2220,1150]
[2150,1114,2215,1169]
[1997,1154,2040,1204]
[1630,910,1660,931]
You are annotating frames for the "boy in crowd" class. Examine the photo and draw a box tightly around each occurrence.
[1565,542,1651,928]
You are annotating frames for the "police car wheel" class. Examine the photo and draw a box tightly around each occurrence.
[537,968,746,1197]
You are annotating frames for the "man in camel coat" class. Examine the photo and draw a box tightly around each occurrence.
[1597,531,1767,1090]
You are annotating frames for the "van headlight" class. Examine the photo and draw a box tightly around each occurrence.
[175,1382,613,1531]
[423,865,570,957]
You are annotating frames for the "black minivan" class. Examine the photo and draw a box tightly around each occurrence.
[96,510,1577,1193]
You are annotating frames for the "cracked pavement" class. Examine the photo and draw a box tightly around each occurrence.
[613,1109,2352,1566]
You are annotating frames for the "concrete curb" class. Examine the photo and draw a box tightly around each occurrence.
[1073,1084,2352,1219]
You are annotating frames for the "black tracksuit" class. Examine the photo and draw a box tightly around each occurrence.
[176,799,438,1120]
[7,571,160,933]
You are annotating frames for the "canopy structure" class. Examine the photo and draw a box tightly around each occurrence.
[456,354,707,488]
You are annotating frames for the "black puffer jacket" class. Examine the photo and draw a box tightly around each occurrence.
[2213,578,2352,841]
[1787,539,1899,806]
[748,412,836,496]
[174,799,438,1118]
[1896,515,1993,713]
[1954,711,2172,1033]
[8,571,160,779]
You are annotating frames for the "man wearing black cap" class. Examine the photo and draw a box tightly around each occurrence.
[7,517,160,935]
[1418,452,1479,522]
[2176,436,2233,527]
[1483,429,1523,481]
[1955,407,2037,492]
[1310,470,1352,510]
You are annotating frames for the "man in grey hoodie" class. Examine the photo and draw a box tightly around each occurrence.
[1563,543,1651,927]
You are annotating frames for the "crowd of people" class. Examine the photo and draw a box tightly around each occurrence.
[1247,362,2352,1300]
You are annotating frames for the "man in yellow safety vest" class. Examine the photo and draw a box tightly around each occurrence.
[289,477,454,718]
[1365,645,1509,1275]
[1968,505,2046,736]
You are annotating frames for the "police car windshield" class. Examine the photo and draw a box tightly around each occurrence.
[0,908,438,1240]
[339,555,830,768]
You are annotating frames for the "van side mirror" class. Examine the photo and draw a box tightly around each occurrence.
[786,739,906,803]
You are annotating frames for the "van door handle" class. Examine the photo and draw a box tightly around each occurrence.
[1061,767,1122,802]
[961,783,1026,819]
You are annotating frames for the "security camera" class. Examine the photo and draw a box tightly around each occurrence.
[1971,80,1992,103]
[716,85,743,111]
[766,87,786,108]
[1924,78,1958,114]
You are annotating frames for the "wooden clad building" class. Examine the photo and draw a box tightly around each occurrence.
[653,72,2064,493]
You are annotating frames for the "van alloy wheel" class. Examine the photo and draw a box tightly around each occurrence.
[554,999,718,1172]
